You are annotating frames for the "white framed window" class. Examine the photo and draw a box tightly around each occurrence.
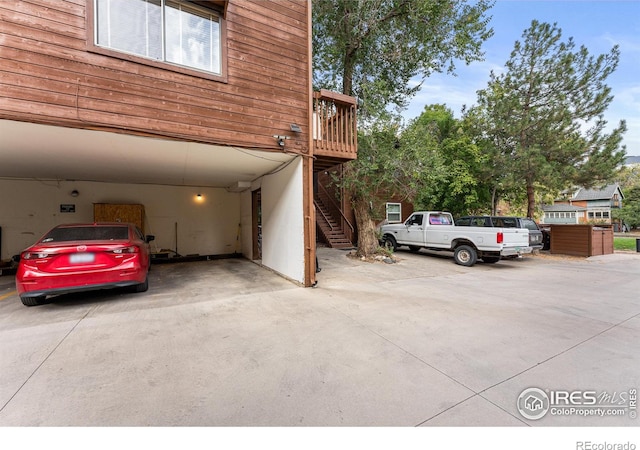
[386,203,402,223]
[95,0,221,75]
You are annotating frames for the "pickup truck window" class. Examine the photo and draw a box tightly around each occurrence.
[407,214,423,226]
[494,217,518,227]
[429,213,453,225]
[520,218,540,231]
[472,217,489,227]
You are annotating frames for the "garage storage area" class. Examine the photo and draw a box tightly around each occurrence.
[0,178,236,260]
[0,152,305,280]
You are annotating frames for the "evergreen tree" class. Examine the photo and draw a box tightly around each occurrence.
[472,21,627,218]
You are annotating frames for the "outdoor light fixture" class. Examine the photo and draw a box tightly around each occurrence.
[273,135,290,148]
[290,123,302,133]
[70,189,79,197]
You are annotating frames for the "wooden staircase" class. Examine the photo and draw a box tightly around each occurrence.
[315,196,353,249]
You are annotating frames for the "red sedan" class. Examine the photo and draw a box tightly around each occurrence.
[16,223,154,306]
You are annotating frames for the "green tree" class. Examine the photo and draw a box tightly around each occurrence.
[404,105,490,217]
[472,20,627,218]
[341,116,443,255]
[313,0,494,256]
[615,185,640,229]
[616,164,640,191]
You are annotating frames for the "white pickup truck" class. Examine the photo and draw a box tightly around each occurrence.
[379,211,531,266]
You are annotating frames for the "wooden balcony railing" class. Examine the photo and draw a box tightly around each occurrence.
[313,89,357,163]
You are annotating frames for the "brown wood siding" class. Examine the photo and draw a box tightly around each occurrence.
[0,0,310,153]
[550,224,613,257]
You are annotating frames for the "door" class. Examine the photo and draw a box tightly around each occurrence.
[397,213,424,246]
[252,189,261,260]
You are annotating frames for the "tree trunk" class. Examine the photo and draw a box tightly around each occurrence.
[491,184,498,215]
[526,180,536,218]
[352,194,379,257]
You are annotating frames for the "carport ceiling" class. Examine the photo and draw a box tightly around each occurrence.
[0,120,295,188]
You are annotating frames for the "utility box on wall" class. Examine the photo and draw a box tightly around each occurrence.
[93,203,145,234]
[550,224,613,257]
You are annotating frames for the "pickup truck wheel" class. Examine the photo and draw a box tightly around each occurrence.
[382,235,397,252]
[454,245,477,267]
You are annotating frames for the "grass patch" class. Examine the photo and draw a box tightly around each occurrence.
[614,237,639,251]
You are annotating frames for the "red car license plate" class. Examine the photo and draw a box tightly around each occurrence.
[70,253,95,264]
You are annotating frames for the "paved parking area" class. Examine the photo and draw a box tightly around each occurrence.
[1,249,639,426]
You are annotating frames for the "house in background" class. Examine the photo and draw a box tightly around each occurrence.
[542,184,624,231]
[0,0,357,286]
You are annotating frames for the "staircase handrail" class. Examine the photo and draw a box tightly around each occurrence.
[317,183,355,235]
[314,199,335,231]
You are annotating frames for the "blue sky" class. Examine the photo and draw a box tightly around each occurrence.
[404,0,640,156]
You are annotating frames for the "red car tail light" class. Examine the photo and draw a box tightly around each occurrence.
[497,232,504,244]
[111,246,139,254]
[22,251,52,260]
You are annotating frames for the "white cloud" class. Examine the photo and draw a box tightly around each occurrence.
[601,33,640,53]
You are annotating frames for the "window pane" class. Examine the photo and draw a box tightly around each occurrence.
[521,218,538,230]
[386,203,401,222]
[387,203,400,213]
[165,2,220,73]
[96,0,162,60]
[429,214,451,225]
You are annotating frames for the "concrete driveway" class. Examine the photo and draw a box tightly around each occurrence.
[0,249,639,426]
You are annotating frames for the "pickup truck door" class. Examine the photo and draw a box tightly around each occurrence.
[397,213,425,246]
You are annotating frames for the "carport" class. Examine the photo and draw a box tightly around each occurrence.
[0,119,307,284]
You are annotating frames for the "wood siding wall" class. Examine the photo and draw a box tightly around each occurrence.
[0,0,310,153]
